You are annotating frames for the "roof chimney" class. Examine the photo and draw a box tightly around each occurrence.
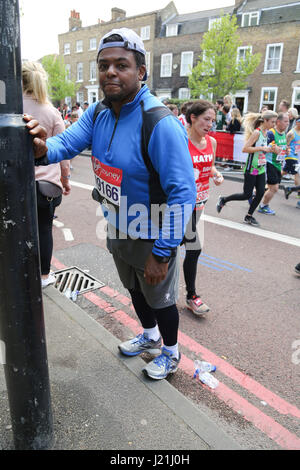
[69,10,82,31]
[111,7,126,21]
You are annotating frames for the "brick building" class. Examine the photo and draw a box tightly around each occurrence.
[58,3,177,108]
[58,1,300,114]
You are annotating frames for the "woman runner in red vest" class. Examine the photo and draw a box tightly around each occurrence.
[182,100,223,316]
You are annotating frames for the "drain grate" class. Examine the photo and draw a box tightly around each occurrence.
[53,266,105,296]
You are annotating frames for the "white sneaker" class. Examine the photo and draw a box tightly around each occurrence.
[42,272,56,288]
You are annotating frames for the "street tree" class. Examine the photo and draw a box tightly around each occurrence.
[41,55,78,105]
[188,14,261,100]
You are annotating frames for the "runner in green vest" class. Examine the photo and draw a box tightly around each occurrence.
[259,113,290,215]
[216,110,277,226]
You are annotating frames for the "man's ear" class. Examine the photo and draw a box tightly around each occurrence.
[138,65,146,81]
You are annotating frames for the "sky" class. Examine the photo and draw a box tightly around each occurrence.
[20,0,234,61]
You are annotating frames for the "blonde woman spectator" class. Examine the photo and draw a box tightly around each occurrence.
[226,108,242,134]
[22,61,71,288]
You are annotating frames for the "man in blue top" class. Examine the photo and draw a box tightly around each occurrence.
[26,28,196,380]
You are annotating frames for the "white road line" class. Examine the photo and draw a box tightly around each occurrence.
[203,214,300,247]
[70,180,300,247]
[71,180,93,191]
[53,220,64,228]
[0,340,6,365]
[62,228,74,241]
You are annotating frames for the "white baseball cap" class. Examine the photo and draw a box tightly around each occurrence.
[98,28,147,81]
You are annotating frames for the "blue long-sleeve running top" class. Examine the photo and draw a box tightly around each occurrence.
[45,85,196,257]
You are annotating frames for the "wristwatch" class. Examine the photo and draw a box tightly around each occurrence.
[152,253,170,264]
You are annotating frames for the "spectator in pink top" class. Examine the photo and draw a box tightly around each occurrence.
[22,61,71,288]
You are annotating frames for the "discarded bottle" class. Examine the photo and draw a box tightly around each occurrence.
[198,371,219,389]
[193,360,219,389]
[194,360,216,377]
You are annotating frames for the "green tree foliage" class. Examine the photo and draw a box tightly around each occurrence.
[41,55,78,103]
[188,14,261,100]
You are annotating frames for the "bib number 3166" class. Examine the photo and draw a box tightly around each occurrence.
[92,157,122,206]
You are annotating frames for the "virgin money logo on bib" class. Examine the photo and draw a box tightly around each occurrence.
[92,157,122,185]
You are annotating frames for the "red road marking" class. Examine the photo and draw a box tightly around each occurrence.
[99,282,300,420]
[51,256,300,449]
[111,309,300,450]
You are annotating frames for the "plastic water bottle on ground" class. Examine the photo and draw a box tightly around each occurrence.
[198,371,219,389]
[193,360,219,389]
[193,360,216,377]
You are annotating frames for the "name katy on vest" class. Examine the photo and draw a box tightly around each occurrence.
[192,153,213,164]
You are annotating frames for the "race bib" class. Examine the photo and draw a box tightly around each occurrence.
[276,146,286,162]
[196,183,209,204]
[258,152,266,166]
[92,157,122,207]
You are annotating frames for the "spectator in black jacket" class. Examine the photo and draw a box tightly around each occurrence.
[226,108,242,134]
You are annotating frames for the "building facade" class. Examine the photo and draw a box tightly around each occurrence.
[58,4,177,108]
[58,1,300,114]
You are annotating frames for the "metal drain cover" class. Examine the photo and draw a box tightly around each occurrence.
[53,266,105,296]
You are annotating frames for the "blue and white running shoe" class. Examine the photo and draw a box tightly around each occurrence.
[118,333,161,357]
[258,205,276,215]
[142,347,181,380]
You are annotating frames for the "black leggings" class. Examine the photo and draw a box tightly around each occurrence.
[129,289,179,346]
[37,195,61,275]
[182,209,202,298]
[183,249,202,298]
[223,171,266,215]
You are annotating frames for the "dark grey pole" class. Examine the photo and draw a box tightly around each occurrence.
[0,0,53,450]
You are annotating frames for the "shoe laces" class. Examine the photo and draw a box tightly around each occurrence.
[133,333,148,345]
[153,349,172,368]
[190,295,203,305]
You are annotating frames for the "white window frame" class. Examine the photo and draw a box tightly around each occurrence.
[89,38,97,51]
[145,52,151,76]
[292,87,300,106]
[264,43,283,73]
[65,64,71,81]
[160,53,173,77]
[180,51,194,76]
[140,26,150,41]
[237,46,252,64]
[166,24,178,37]
[76,62,83,82]
[178,88,191,100]
[233,90,249,115]
[86,85,99,105]
[65,96,72,109]
[64,43,70,55]
[296,45,300,72]
[89,61,97,81]
[76,92,84,107]
[209,18,221,30]
[260,87,278,111]
[242,11,259,27]
[76,40,83,53]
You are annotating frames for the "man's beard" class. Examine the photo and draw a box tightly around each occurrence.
[103,91,124,102]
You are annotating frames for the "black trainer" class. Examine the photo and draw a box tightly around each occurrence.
[244,215,259,226]
[216,196,226,213]
[295,263,300,275]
